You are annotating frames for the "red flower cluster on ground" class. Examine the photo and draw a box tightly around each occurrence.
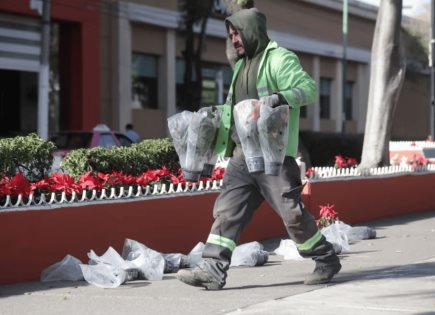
[316,204,339,228]
[334,155,358,169]
[0,167,226,200]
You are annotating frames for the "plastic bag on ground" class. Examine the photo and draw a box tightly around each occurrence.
[184,109,220,181]
[79,264,128,289]
[81,247,138,288]
[88,246,135,269]
[230,241,269,267]
[163,253,187,273]
[321,222,351,253]
[273,239,305,261]
[257,104,289,175]
[182,242,205,268]
[121,239,165,281]
[41,255,84,282]
[346,226,377,242]
[233,99,264,173]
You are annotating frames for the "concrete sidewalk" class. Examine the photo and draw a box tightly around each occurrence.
[1,210,435,315]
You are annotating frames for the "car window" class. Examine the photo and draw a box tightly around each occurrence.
[52,133,92,149]
[98,133,118,148]
[116,134,133,147]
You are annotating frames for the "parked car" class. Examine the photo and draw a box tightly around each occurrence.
[50,124,133,171]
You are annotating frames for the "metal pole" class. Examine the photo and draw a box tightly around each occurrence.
[37,0,51,140]
[431,0,435,139]
[342,0,348,135]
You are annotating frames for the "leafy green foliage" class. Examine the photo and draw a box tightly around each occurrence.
[62,138,180,177]
[0,133,55,181]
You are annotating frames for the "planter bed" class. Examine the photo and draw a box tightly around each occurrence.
[2,167,435,284]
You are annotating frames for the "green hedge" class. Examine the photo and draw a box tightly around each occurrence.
[0,133,55,181]
[61,138,180,177]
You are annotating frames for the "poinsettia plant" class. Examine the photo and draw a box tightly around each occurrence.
[334,155,358,169]
[0,167,226,202]
[409,155,430,170]
[316,204,339,229]
[305,168,315,178]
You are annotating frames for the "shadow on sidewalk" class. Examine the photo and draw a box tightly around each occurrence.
[333,260,435,283]
[225,260,435,291]
[0,279,152,298]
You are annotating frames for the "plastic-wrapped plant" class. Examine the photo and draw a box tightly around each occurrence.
[167,111,193,176]
[257,104,289,175]
[184,108,220,181]
[233,99,264,173]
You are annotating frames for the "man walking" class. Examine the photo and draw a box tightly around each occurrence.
[177,7,341,290]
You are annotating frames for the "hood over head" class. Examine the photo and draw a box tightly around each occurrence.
[225,8,270,59]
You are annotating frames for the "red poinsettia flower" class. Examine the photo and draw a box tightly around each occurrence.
[136,171,152,186]
[334,155,348,168]
[77,172,105,191]
[212,167,225,180]
[335,155,358,169]
[0,176,12,197]
[153,166,170,178]
[31,177,52,193]
[6,173,31,197]
[317,204,339,228]
[111,171,136,185]
[346,157,358,167]
[305,168,315,178]
[50,172,82,195]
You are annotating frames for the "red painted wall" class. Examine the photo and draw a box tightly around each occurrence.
[0,0,100,130]
[302,173,435,224]
[0,193,287,284]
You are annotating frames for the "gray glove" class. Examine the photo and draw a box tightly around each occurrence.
[259,94,281,108]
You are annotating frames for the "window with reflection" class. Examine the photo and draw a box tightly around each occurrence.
[131,53,158,109]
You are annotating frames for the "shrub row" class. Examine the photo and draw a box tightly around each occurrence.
[62,138,180,178]
[0,133,55,182]
[0,134,180,181]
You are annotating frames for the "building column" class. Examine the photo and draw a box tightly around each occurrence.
[334,60,343,133]
[118,12,132,132]
[356,63,370,133]
[312,56,320,131]
[165,29,176,119]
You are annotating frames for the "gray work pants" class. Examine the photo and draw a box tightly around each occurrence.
[202,155,338,283]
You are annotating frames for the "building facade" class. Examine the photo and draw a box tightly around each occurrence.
[100,0,430,140]
[0,0,430,141]
[0,0,100,137]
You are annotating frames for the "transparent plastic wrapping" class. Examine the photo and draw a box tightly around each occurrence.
[80,247,137,288]
[167,111,194,175]
[184,108,220,181]
[230,241,269,267]
[257,104,289,175]
[121,239,165,281]
[233,99,264,173]
[41,255,84,282]
[198,107,221,178]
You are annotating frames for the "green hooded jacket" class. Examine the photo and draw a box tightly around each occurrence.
[214,8,317,158]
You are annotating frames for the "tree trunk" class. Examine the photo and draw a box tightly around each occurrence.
[359,0,406,171]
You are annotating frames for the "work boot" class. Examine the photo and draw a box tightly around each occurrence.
[176,267,224,290]
[304,261,341,285]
